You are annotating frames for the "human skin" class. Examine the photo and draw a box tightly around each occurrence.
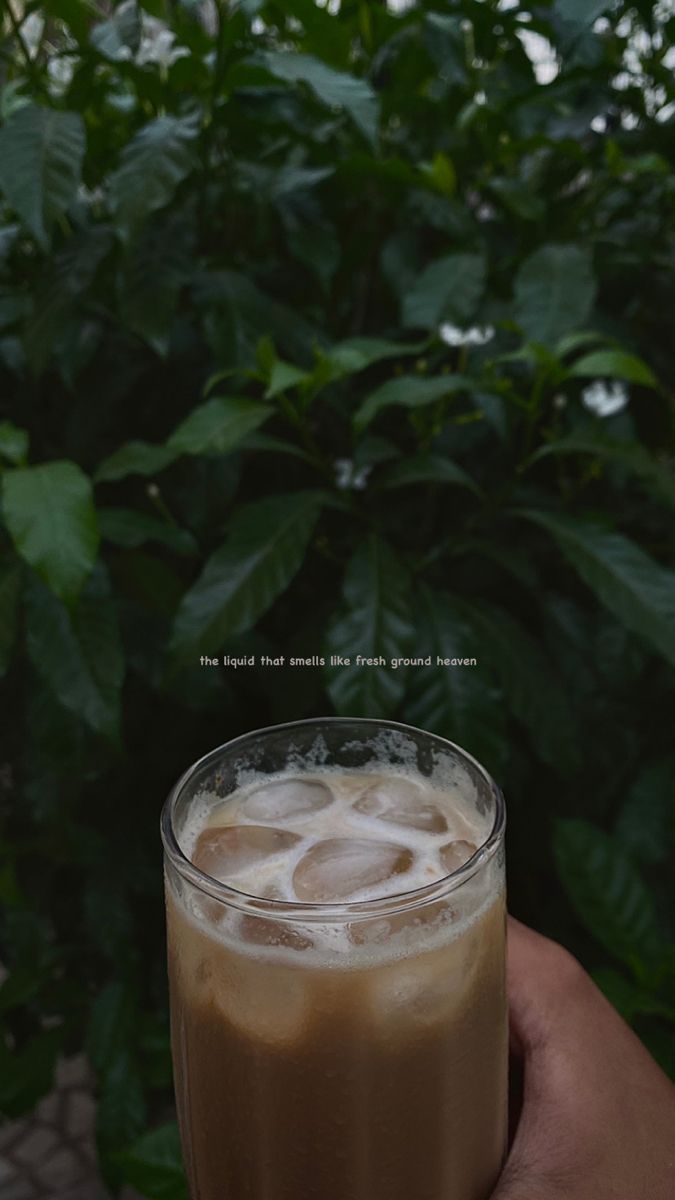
[492,918,675,1200]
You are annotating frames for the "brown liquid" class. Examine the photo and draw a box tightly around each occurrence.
[166,887,507,1200]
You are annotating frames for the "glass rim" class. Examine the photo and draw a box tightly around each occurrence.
[160,717,506,920]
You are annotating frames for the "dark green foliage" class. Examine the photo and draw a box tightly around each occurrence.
[1,0,674,1195]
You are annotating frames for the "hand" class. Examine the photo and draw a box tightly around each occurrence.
[493,918,675,1200]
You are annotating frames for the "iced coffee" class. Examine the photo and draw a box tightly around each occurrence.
[162,719,507,1200]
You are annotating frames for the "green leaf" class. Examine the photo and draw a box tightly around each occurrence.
[470,392,508,440]
[2,460,99,604]
[241,433,318,466]
[554,819,663,971]
[265,360,309,399]
[200,269,320,367]
[115,550,183,620]
[488,177,544,222]
[615,760,674,867]
[0,285,29,330]
[87,985,145,1154]
[555,0,611,28]
[90,1,141,61]
[556,332,610,358]
[355,373,471,432]
[94,441,179,483]
[402,253,486,330]
[0,1028,62,1118]
[170,492,322,661]
[168,397,272,456]
[115,1123,187,1200]
[0,965,46,1014]
[0,420,29,465]
[514,245,596,348]
[419,150,457,196]
[25,568,123,743]
[321,336,426,378]
[325,535,413,718]
[97,1051,147,1153]
[86,982,135,1075]
[262,52,379,145]
[568,350,658,388]
[109,116,199,238]
[528,435,675,508]
[0,104,85,248]
[591,968,675,1023]
[286,217,340,291]
[73,562,125,742]
[24,226,112,375]
[405,589,505,774]
[468,603,580,772]
[117,220,189,355]
[98,508,196,556]
[518,510,675,669]
[0,557,22,676]
[375,453,480,496]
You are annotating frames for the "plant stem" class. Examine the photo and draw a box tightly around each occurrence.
[199,0,228,239]
[6,0,43,92]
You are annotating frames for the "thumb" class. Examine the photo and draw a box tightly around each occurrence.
[490,918,581,1199]
[491,918,675,1200]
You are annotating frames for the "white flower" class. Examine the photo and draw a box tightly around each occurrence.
[440,323,495,348]
[516,29,559,86]
[199,0,218,37]
[21,12,44,58]
[581,381,629,418]
[77,183,105,206]
[136,16,190,69]
[334,459,370,491]
[48,55,78,96]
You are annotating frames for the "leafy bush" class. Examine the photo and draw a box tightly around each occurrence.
[1,0,674,1194]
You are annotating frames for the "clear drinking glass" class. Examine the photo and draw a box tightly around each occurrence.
[161,717,507,1200]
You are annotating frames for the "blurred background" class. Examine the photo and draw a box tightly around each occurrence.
[0,0,674,1196]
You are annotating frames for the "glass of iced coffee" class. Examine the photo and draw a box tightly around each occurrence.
[161,718,507,1200]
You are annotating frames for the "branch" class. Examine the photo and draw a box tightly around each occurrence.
[5,0,43,92]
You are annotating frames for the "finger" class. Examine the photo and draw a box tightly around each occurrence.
[505,916,599,1058]
[505,916,568,1057]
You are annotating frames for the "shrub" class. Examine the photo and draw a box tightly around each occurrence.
[0,1,674,1194]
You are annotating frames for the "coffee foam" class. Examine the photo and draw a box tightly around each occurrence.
[173,762,500,968]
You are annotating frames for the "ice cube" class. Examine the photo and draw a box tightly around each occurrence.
[349,898,454,946]
[293,837,413,902]
[440,840,476,874]
[354,777,448,833]
[370,947,472,1029]
[203,940,310,1046]
[192,825,301,883]
[240,913,313,951]
[241,777,333,822]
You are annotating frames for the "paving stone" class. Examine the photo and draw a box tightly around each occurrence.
[1,1056,149,1200]
[37,1146,85,1189]
[0,1157,16,1185]
[33,1094,60,1124]
[0,1177,36,1200]
[59,1188,110,1200]
[13,1127,59,1166]
[64,1091,95,1139]
[0,1119,28,1153]
[55,1057,90,1089]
